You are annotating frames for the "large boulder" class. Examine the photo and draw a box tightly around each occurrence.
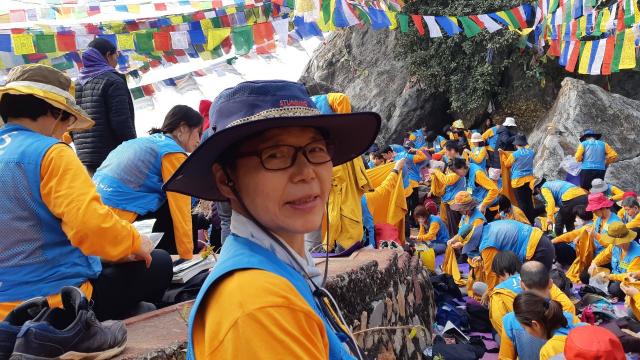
[300,27,452,144]
[529,77,640,191]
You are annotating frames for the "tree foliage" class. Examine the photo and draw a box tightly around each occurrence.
[397,0,541,120]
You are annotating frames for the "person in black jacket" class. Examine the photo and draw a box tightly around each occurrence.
[73,38,136,174]
[490,117,518,168]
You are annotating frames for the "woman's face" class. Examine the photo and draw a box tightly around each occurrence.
[225,127,332,239]
[175,124,201,153]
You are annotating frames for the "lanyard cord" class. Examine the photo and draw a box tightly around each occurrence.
[222,169,364,359]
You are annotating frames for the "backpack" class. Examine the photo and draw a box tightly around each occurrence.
[429,335,487,360]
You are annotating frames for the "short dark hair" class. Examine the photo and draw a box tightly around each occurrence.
[451,157,468,170]
[381,146,393,154]
[149,105,203,135]
[372,152,385,160]
[520,261,550,290]
[444,140,460,153]
[514,292,567,340]
[0,94,70,122]
[622,196,640,208]
[425,131,437,142]
[414,205,429,219]
[491,251,522,277]
[573,205,593,221]
[88,37,117,57]
[497,195,512,212]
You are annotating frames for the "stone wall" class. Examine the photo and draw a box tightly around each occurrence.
[121,249,436,360]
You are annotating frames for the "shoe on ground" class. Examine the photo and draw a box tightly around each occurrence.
[10,287,127,360]
[0,298,48,360]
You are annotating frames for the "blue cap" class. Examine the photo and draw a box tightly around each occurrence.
[164,80,381,201]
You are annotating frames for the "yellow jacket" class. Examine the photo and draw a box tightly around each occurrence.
[593,244,640,282]
[619,208,640,229]
[365,163,407,245]
[0,144,141,319]
[552,224,595,283]
[417,221,439,242]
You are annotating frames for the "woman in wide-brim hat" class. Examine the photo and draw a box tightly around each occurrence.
[166,80,380,359]
[0,65,165,337]
[588,222,640,300]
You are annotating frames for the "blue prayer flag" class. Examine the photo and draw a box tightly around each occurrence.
[0,34,12,52]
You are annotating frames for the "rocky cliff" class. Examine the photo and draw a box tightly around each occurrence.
[529,77,640,191]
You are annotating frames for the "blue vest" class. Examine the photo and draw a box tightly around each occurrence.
[468,163,490,203]
[187,235,355,359]
[361,196,375,247]
[510,148,535,181]
[312,95,334,115]
[470,146,487,168]
[611,240,640,274]
[434,135,446,153]
[594,213,622,255]
[542,180,577,205]
[479,220,535,261]
[495,273,523,294]
[443,173,467,203]
[486,126,499,150]
[503,311,576,360]
[580,139,607,170]
[429,215,450,243]
[412,129,426,149]
[460,209,487,231]
[93,134,186,215]
[0,124,101,302]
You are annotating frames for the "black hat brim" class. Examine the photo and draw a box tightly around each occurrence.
[580,133,602,142]
[163,112,381,201]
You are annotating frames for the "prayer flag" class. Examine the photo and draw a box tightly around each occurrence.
[116,34,135,50]
[617,1,625,32]
[34,34,57,53]
[476,14,502,32]
[333,0,360,28]
[155,3,168,11]
[135,32,155,53]
[606,4,617,31]
[272,18,289,46]
[293,16,323,39]
[601,35,616,75]
[9,10,27,23]
[411,15,426,36]
[206,28,231,50]
[589,38,606,74]
[189,30,206,45]
[253,22,276,54]
[573,0,583,18]
[368,7,391,30]
[624,0,635,27]
[458,16,482,37]
[231,25,254,55]
[171,31,190,49]
[576,41,588,73]
[489,12,511,28]
[566,41,580,72]
[424,16,442,38]
[435,16,461,35]
[153,32,171,51]
[612,31,626,72]
[593,10,604,36]
[130,87,144,100]
[12,34,36,55]
[398,14,409,33]
[0,35,12,52]
[618,29,636,70]
[509,6,528,28]
[386,11,398,30]
[76,35,95,50]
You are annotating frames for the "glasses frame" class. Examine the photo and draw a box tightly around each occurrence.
[235,139,335,171]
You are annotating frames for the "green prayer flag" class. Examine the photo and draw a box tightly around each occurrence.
[624,0,635,27]
[458,16,482,37]
[398,14,409,33]
[612,31,626,73]
[593,11,603,36]
[355,7,370,25]
[321,0,332,26]
[35,34,56,53]
[52,59,74,71]
[130,87,144,100]
[286,0,294,10]
[549,0,560,13]
[231,25,254,56]
[264,2,272,19]
[504,9,521,29]
[212,46,223,59]
[211,17,222,28]
[576,20,582,38]
[134,32,154,53]
[245,8,256,24]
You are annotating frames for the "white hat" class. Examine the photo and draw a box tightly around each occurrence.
[590,178,609,194]
[470,133,483,143]
[503,117,517,127]
[488,168,502,181]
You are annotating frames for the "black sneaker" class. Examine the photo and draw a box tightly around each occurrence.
[0,298,48,360]
[10,287,127,360]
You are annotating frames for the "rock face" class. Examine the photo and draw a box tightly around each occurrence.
[529,77,640,191]
[300,27,452,144]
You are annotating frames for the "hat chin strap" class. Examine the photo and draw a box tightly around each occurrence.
[221,167,364,359]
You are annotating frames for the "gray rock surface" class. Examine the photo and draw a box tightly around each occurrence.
[300,27,452,144]
[529,77,640,191]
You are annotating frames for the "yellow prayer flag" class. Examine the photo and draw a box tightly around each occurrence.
[600,9,610,33]
[226,6,237,15]
[117,34,135,50]
[579,17,586,36]
[200,19,213,33]
[128,4,141,13]
[496,11,514,29]
[199,50,213,60]
[170,15,183,25]
[0,13,10,24]
[386,11,398,30]
[619,29,637,70]
[578,41,592,74]
[206,28,231,50]
[296,0,314,13]
[12,34,36,55]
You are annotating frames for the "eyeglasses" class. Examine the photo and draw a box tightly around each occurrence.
[236,140,334,170]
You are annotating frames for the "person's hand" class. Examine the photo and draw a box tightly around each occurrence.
[478,204,487,214]
[408,148,417,154]
[409,235,418,241]
[394,158,407,171]
[480,291,490,306]
[131,235,153,268]
[621,283,640,297]
[588,263,597,276]
[447,238,458,246]
[452,242,464,250]
[629,272,640,281]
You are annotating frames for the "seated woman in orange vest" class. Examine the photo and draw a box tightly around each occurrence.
[93,105,203,260]
[0,65,169,323]
[165,80,379,358]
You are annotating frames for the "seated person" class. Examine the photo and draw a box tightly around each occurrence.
[410,205,448,255]
[510,292,585,360]
[587,222,640,300]
[0,65,168,321]
[491,258,575,342]
[586,192,623,261]
[551,205,595,282]
[93,105,203,260]
[620,195,640,229]
[590,178,624,202]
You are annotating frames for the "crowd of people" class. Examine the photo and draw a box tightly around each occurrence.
[0,37,637,360]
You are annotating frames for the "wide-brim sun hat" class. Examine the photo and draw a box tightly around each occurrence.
[580,128,602,142]
[586,192,614,212]
[470,133,483,143]
[590,178,609,194]
[164,80,381,201]
[452,120,465,129]
[0,64,94,131]
[503,117,517,127]
[600,222,637,246]
[450,191,478,212]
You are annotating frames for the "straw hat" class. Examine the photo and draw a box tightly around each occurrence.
[470,133,483,143]
[452,120,465,129]
[586,192,614,212]
[450,191,478,212]
[600,222,637,246]
[503,117,517,127]
[0,64,93,131]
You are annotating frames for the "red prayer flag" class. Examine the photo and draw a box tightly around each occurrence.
[56,33,77,52]
[272,0,284,5]
[253,22,276,54]
[469,15,486,29]
[411,15,426,36]
[547,39,561,57]
[616,0,625,32]
[153,32,171,51]
[154,3,167,11]
[221,37,232,54]
[192,12,206,21]
[220,15,231,27]
[84,24,100,35]
[601,35,616,75]
[570,20,577,41]
[565,41,580,72]
[126,23,141,32]
[149,60,162,68]
[142,84,156,96]
[212,0,223,8]
[163,54,179,63]
[10,29,26,34]
[510,6,528,29]
[174,49,187,56]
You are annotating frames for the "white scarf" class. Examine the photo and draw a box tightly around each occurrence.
[229,211,324,287]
